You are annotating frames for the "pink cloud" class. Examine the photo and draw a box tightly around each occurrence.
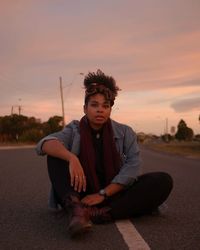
[171,97,200,112]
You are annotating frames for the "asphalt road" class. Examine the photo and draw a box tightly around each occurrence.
[0,146,199,250]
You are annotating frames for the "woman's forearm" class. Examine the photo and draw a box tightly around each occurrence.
[104,183,125,197]
[42,139,73,162]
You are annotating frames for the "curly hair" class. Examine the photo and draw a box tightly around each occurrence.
[84,69,120,106]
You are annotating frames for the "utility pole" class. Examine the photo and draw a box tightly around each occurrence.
[59,73,84,128]
[165,118,169,142]
[11,105,22,115]
[18,106,21,115]
[59,76,65,127]
[18,98,22,115]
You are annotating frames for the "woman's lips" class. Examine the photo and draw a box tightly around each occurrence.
[95,116,105,120]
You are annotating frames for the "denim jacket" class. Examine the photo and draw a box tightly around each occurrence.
[36,119,141,208]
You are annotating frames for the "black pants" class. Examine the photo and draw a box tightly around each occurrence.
[47,156,173,220]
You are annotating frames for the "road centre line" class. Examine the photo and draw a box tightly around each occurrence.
[115,220,150,250]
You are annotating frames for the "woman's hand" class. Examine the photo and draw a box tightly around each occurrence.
[68,153,86,192]
[42,140,86,193]
[81,193,105,206]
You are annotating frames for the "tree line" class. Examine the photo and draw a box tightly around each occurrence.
[0,114,63,143]
[0,114,197,143]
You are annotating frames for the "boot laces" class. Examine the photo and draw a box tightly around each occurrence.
[88,206,112,224]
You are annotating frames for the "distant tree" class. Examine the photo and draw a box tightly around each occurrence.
[194,134,200,141]
[20,117,43,142]
[0,114,28,141]
[26,117,40,129]
[175,119,194,141]
[0,114,43,142]
[186,127,194,140]
[42,115,63,135]
[20,128,44,143]
[161,133,173,142]
[0,114,62,143]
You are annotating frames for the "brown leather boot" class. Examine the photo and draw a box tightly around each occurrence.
[87,206,113,224]
[64,196,92,237]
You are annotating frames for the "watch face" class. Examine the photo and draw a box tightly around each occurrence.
[99,189,108,199]
[99,189,106,196]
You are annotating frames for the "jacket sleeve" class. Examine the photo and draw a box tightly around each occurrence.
[35,121,76,155]
[111,126,141,186]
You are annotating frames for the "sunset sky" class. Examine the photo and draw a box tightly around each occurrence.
[0,0,200,135]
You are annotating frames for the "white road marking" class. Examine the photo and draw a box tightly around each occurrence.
[115,220,150,250]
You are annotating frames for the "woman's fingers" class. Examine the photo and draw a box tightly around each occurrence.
[78,175,86,192]
[68,154,86,192]
[82,175,86,192]
[70,172,75,187]
[74,175,79,191]
[71,173,86,192]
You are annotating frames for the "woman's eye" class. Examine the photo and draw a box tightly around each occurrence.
[103,104,110,109]
[91,103,98,107]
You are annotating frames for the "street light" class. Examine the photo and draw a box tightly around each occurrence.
[59,73,84,127]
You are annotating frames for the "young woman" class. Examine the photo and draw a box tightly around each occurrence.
[36,70,173,237]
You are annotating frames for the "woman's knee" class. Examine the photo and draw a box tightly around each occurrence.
[141,172,173,186]
[155,172,173,191]
[138,171,173,197]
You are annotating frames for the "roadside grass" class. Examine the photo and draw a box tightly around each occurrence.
[0,142,36,149]
[144,141,200,159]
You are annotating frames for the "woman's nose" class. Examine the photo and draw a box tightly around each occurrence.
[97,105,103,112]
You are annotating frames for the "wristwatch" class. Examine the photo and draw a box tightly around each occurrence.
[99,189,108,199]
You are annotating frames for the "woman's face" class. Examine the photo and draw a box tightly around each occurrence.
[84,93,112,130]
